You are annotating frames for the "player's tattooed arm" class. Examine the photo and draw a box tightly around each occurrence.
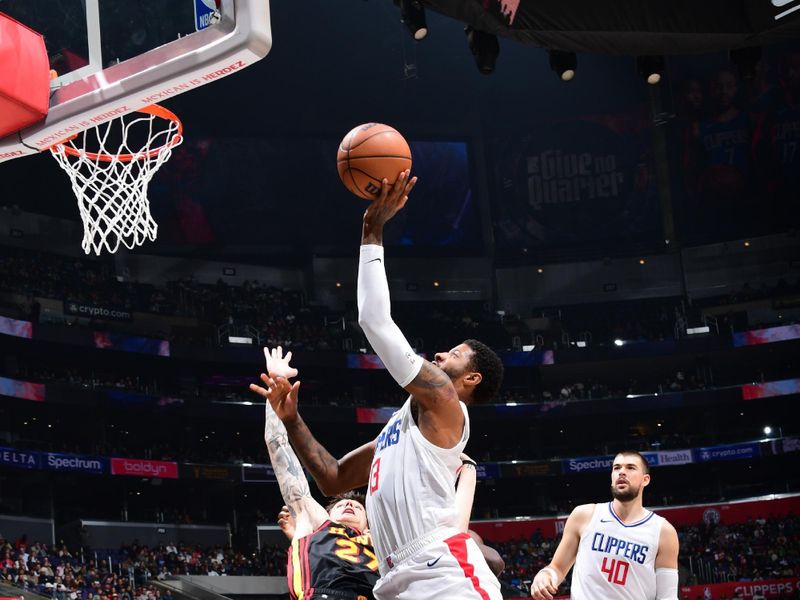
[254,374,329,536]
[264,407,312,512]
[252,371,373,496]
[285,416,375,497]
[410,360,452,390]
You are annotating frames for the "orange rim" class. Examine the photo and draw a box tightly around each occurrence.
[52,104,183,163]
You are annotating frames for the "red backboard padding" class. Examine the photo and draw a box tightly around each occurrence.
[0,12,49,139]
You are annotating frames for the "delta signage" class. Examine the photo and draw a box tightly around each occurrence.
[110,458,178,479]
[0,446,40,469]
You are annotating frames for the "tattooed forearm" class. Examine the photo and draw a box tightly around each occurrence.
[411,361,451,389]
[264,408,311,510]
[284,416,340,482]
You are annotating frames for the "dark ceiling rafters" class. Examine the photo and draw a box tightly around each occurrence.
[423,0,800,54]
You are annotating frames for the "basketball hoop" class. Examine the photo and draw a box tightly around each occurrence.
[49,104,183,255]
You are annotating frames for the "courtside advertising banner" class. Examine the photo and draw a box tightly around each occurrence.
[0,446,41,469]
[45,452,106,475]
[64,300,132,322]
[110,457,179,479]
[562,452,660,473]
[680,577,800,599]
[694,442,759,462]
[241,463,276,482]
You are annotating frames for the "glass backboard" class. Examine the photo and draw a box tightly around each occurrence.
[0,0,271,162]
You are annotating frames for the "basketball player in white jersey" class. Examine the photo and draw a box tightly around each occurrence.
[530,451,679,600]
[252,171,505,599]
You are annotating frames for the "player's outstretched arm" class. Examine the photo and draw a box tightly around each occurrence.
[260,374,329,539]
[250,373,375,496]
[654,520,679,600]
[531,504,593,600]
[358,172,465,444]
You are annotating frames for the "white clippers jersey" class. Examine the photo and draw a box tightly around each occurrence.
[366,396,469,565]
[571,502,665,600]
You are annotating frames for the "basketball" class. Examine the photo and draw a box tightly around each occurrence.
[336,123,412,200]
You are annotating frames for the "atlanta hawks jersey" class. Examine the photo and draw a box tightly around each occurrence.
[287,520,379,600]
[571,503,665,600]
[365,396,469,569]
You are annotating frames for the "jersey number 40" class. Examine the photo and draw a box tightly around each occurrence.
[601,557,629,585]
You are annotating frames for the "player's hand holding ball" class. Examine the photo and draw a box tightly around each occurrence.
[337,122,413,200]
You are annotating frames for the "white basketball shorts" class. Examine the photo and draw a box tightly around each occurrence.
[373,529,502,600]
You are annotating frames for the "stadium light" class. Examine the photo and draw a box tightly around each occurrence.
[465,26,499,75]
[614,339,624,347]
[637,55,665,84]
[687,326,710,335]
[398,0,428,40]
[228,336,253,344]
[763,426,773,435]
[549,50,577,81]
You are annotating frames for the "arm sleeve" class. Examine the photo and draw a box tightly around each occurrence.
[655,567,679,600]
[357,244,422,388]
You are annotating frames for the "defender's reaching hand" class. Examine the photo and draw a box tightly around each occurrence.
[263,346,298,379]
[249,372,301,425]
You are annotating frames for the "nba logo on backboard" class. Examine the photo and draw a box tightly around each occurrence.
[194,0,219,31]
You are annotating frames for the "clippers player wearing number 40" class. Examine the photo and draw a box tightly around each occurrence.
[252,171,506,600]
[530,451,680,600]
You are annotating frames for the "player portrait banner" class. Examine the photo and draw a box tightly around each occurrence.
[0,446,41,470]
[63,300,132,322]
[0,315,33,339]
[667,44,800,242]
[0,376,45,402]
[149,137,481,252]
[44,452,106,475]
[492,112,660,253]
[680,577,800,600]
[110,458,179,479]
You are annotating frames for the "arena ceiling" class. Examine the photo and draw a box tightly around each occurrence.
[423,0,800,54]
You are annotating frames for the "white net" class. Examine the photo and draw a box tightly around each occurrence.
[49,106,183,255]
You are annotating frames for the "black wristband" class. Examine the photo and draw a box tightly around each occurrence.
[461,459,478,468]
